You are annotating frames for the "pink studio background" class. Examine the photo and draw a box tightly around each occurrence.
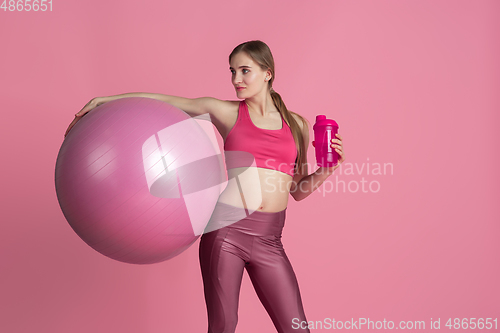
[1,1,499,332]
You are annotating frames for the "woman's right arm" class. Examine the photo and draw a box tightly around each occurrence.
[65,92,232,137]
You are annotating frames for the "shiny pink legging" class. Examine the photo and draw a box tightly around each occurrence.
[199,202,310,333]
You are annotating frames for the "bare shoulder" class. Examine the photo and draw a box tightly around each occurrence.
[204,98,238,112]
[201,98,240,139]
[202,98,239,122]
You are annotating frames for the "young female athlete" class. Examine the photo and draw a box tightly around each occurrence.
[65,40,345,333]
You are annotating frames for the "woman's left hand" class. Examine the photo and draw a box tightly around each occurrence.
[312,133,345,174]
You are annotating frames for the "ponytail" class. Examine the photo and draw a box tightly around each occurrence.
[270,88,309,176]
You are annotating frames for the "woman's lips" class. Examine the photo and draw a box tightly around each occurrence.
[236,87,245,91]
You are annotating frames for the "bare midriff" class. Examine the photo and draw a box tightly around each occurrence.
[217,167,293,213]
[214,101,294,213]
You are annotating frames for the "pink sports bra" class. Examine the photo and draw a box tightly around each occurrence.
[224,100,298,177]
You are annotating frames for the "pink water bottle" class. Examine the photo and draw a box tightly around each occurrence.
[313,115,339,167]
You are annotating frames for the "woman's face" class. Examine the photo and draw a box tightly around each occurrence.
[229,52,270,99]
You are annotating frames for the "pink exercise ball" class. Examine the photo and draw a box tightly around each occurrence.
[55,97,225,264]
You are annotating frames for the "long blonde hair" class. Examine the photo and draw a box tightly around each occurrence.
[229,40,309,176]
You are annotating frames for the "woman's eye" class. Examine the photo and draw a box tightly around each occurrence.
[243,69,249,74]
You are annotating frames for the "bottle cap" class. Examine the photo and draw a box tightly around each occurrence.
[316,115,326,122]
[313,114,339,129]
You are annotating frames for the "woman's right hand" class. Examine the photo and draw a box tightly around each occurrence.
[64,97,107,138]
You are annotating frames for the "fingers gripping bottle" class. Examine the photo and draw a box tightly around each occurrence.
[313,115,339,167]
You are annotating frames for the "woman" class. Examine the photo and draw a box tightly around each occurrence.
[66,40,345,333]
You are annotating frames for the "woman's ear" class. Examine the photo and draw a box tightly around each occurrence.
[266,69,272,81]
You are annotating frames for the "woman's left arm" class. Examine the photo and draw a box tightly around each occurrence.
[290,119,345,201]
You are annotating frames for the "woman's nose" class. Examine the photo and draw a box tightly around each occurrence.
[232,74,242,84]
